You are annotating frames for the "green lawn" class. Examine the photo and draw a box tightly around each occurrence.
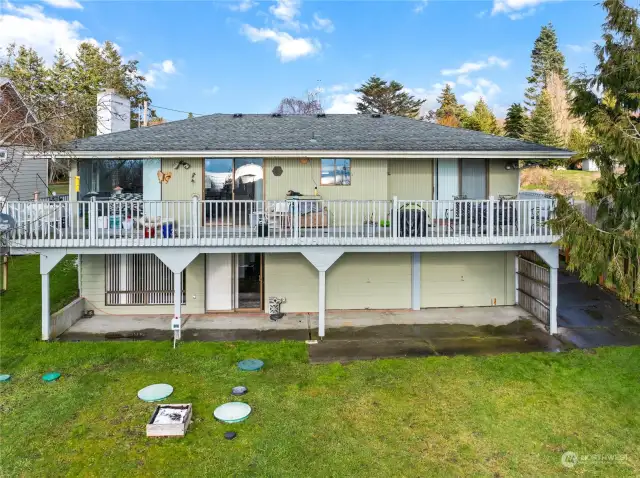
[48,182,69,196]
[521,169,600,199]
[1,256,639,476]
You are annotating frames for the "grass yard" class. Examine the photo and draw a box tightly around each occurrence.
[48,182,69,196]
[520,168,600,199]
[1,256,639,477]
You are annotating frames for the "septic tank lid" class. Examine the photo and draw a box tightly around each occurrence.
[137,383,174,402]
[237,359,264,371]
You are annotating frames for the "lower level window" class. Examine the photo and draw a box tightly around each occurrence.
[105,254,186,305]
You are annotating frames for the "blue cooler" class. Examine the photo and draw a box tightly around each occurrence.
[162,223,173,238]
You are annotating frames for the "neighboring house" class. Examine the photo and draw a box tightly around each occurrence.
[0,77,48,201]
[5,92,574,341]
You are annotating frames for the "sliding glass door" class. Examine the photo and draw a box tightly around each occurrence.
[204,159,263,224]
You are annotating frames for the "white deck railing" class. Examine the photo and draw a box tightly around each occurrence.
[3,197,557,249]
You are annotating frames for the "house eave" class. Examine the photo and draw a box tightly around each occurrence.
[34,149,575,160]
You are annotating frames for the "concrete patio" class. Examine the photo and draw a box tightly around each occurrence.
[61,305,539,341]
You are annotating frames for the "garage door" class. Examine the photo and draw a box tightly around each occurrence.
[327,253,411,310]
[420,252,514,308]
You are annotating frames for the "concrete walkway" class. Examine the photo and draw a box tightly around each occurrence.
[556,268,640,348]
[63,306,536,341]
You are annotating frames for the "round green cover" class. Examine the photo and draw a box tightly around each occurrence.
[237,359,264,371]
[137,383,173,402]
[214,402,252,423]
[42,372,61,382]
[0,374,11,382]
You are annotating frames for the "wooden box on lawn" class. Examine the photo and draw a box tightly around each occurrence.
[146,404,192,437]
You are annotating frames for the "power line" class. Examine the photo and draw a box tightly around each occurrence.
[150,104,209,117]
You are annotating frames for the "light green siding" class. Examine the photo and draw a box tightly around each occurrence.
[161,158,203,200]
[489,159,519,197]
[420,252,515,308]
[264,253,318,312]
[264,252,411,311]
[264,158,388,200]
[79,253,205,315]
[327,253,411,309]
[387,159,433,200]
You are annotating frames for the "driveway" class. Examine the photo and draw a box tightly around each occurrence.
[557,268,640,348]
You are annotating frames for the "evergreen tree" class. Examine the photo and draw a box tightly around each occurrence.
[504,103,528,139]
[524,23,569,111]
[550,0,640,303]
[434,84,468,127]
[355,75,425,118]
[526,90,564,147]
[463,98,502,135]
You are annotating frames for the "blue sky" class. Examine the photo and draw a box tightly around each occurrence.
[1,0,604,120]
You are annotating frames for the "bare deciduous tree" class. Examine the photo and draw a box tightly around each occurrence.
[275,91,324,115]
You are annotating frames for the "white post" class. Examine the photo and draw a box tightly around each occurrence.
[173,272,182,339]
[41,273,50,340]
[549,266,558,335]
[174,272,181,318]
[318,270,326,338]
[488,196,494,241]
[89,196,97,246]
[514,254,519,305]
[392,196,399,242]
[411,252,420,310]
[191,196,199,244]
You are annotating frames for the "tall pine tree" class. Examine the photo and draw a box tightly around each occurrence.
[504,103,528,139]
[526,90,564,148]
[355,75,425,118]
[434,84,468,127]
[524,23,569,112]
[550,0,640,302]
[463,98,502,135]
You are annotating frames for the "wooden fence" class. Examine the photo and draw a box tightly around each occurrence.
[517,251,551,325]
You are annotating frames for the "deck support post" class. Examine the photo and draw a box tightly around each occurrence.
[318,270,326,338]
[514,253,519,305]
[174,272,182,326]
[39,250,66,341]
[411,252,420,310]
[41,272,50,341]
[302,249,344,339]
[154,250,198,330]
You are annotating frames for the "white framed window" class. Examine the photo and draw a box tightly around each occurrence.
[105,254,185,305]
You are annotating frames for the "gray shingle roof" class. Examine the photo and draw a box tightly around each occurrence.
[68,114,571,154]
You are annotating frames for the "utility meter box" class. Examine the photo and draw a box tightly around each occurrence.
[171,317,181,331]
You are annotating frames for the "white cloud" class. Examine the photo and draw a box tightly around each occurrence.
[269,0,301,29]
[460,78,502,107]
[41,0,83,8]
[476,10,488,18]
[508,8,536,20]
[144,59,177,89]
[441,56,510,76]
[0,1,97,62]
[413,0,428,13]
[491,0,562,18]
[456,75,473,87]
[325,93,360,114]
[312,13,334,33]
[161,60,176,74]
[567,42,594,53]
[229,0,256,12]
[241,24,319,62]
[203,86,220,95]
